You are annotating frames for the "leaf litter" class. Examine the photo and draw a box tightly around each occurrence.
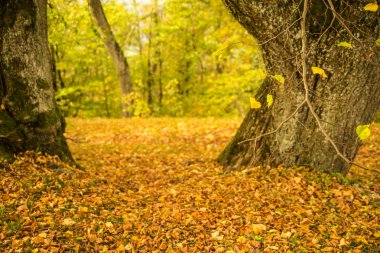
[0,118,379,252]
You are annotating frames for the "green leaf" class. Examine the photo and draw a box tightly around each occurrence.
[375,39,380,46]
[266,94,273,108]
[271,75,285,84]
[338,41,353,49]
[356,125,371,140]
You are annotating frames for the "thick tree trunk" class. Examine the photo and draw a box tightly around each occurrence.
[218,0,380,174]
[0,0,73,162]
[88,0,133,117]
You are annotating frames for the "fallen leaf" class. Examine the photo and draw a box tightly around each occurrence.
[62,218,76,226]
[252,224,266,234]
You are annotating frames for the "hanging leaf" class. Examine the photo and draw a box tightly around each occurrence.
[375,39,380,46]
[266,94,273,108]
[271,75,285,84]
[250,97,261,109]
[0,104,5,110]
[311,67,328,79]
[364,3,378,12]
[356,125,371,140]
[338,41,353,49]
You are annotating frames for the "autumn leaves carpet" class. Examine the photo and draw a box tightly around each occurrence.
[1,118,379,252]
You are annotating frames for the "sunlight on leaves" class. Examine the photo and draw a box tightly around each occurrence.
[311,67,327,79]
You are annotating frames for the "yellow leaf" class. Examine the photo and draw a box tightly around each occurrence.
[376,39,380,46]
[374,231,380,238]
[252,224,266,234]
[211,230,224,240]
[364,3,378,12]
[281,231,292,238]
[338,41,353,48]
[236,236,246,243]
[38,232,47,238]
[271,75,285,84]
[105,222,113,228]
[294,177,302,184]
[311,67,327,79]
[62,218,76,226]
[267,94,273,108]
[250,97,261,109]
[356,124,371,140]
[339,238,347,246]
[0,104,5,110]
[125,243,133,250]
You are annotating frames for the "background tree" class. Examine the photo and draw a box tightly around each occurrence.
[218,0,380,174]
[89,0,133,117]
[0,0,72,161]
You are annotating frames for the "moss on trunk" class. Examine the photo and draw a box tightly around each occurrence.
[0,0,73,163]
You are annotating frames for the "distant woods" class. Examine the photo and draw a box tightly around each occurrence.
[48,0,264,117]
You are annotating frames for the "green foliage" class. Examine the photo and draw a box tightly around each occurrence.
[48,0,264,117]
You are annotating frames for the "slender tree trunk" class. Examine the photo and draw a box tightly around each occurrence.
[132,0,147,87]
[0,0,73,162]
[218,0,380,174]
[88,0,133,117]
[147,15,154,114]
[152,0,163,110]
[49,44,58,91]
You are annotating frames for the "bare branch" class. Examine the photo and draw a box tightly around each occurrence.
[326,0,362,44]
[300,0,377,174]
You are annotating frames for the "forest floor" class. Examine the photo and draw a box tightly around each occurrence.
[1,118,379,253]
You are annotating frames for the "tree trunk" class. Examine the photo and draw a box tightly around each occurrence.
[0,0,73,162]
[88,0,133,117]
[218,0,380,174]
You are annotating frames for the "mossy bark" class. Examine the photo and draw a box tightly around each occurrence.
[218,0,380,174]
[0,0,73,162]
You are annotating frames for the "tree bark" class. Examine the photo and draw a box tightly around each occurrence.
[88,0,133,117]
[0,0,73,162]
[218,0,380,174]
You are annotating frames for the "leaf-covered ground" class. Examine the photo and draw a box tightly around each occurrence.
[1,118,379,252]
